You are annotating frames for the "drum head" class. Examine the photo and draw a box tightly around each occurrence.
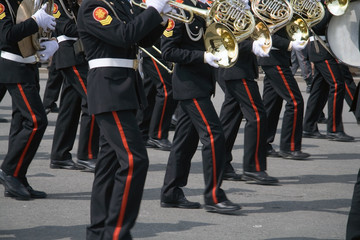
[327,1,360,68]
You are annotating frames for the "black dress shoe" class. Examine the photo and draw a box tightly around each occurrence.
[161,197,201,209]
[279,150,310,160]
[223,171,243,181]
[266,148,281,158]
[3,175,30,200]
[147,138,172,151]
[242,171,279,185]
[5,185,47,199]
[326,132,354,142]
[303,130,326,139]
[50,159,80,170]
[77,159,96,172]
[45,103,59,115]
[204,200,241,214]
[317,117,328,124]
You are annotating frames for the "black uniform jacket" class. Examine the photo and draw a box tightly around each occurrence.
[218,39,259,81]
[0,0,39,83]
[258,28,292,67]
[161,0,215,101]
[308,1,333,63]
[53,0,86,69]
[77,0,165,115]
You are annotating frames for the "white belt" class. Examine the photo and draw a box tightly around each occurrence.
[88,58,138,70]
[57,35,78,43]
[271,47,279,50]
[0,51,36,64]
[310,35,326,42]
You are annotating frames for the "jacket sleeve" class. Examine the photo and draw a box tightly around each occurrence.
[80,1,163,48]
[54,0,78,37]
[161,20,204,64]
[0,0,38,44]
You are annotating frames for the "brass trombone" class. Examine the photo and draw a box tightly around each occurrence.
[139,46,175,74]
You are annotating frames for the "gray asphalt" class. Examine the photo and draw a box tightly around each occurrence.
[0,69,359,240]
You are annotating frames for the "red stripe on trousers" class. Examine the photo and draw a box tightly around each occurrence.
[151,58,168,139]
[14,84,38,177]
[87,115,96,159]
[192,99,218,204]
[345,82,353,101]
[241,79,261,171]
[276,66,298,151]
[325,60,338,132]
[111,112,134,240]
[72,66,94,159]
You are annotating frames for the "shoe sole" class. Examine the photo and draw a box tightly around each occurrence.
[204,205,241,214]
[160,202,201,209]
[76,162,95,172]
[147,140,171,151]
[279,153,310,160]
[327,137,354,142]
[241,175,279,185]
[50,164,84,170]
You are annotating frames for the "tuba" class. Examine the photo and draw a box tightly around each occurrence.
[16,0,54,58]
[132,0,256,68]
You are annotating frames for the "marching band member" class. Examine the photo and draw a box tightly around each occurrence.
[77,0,171,238]
[160,0,241,214]
[259,28,310,160]
[49,0,100,172]
[217,9,279,184]
[0,0,58,200]
[136,38,177,151]
[303,0,354,142]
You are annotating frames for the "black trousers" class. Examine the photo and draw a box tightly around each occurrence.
[346,168,360,240]
[161,97,228,205]
[42,60,63,109]
[342,65,357,113]
[262,65,304,152]
[136,57,177,140]
[1,69,47,178]
[0,83,7,102]
[304,59,345,133]
[87,110,149,240]
[218,77,267,172]
[50,64,99,161]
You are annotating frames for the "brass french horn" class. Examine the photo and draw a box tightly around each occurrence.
[250,0,294,53]
[16,0,54,58]
[326,0,349,16]
[132,0,256,68]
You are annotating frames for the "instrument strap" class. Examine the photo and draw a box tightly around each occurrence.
[4,0,15,23]
[100,0,121,21]
[59,0,76,20]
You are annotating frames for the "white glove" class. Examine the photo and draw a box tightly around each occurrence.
[204,52,220,68]
[240,0,250,9]
[252,39,269,57]
[146,0,167,14]
[162,4,173,14]
[37,40,59,62]
[291,40,307,51]
[32,3,56,31]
